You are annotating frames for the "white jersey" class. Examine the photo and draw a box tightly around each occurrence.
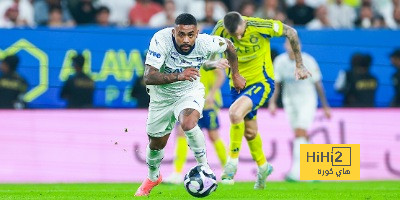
[145,27,228,103]
[273,52,321,106]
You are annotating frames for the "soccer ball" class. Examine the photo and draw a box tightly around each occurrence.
[184,165,218,198]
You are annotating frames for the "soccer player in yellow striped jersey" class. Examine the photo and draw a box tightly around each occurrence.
[164,65,228,184]
[212,12,312,189]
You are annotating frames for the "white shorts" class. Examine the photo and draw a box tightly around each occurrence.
[146,93,205,138]
[283,98,317,130]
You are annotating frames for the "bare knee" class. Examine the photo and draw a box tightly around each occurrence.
[229,107,243,124]
[244,127,257,140]
[294,128,307,138]
[180,120,197,132]
[207,130,219,142]
[149,135,169,150]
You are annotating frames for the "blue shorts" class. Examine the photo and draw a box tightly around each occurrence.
[230,78,274,120]
[198,109,220,130]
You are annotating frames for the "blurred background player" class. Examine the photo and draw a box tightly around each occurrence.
[269,39,331,182]
[0,54,28,109]
[334,53,377,107]
[390,48,400,107]
[134,13,245,197]
[60,54,95,108]
[212,12,311,189]
[164,66,227,184]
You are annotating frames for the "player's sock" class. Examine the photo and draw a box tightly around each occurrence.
[247,133,267,166]
[185,125,208,165]
[213,138,227,166]
[146,145,164,182]
[173,136,188,173]
[289,136,308,179]
[229,121,245,159]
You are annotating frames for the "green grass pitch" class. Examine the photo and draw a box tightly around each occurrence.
[0,181,399,199]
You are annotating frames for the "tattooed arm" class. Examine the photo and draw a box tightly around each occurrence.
[224,38,246,91]
[144,64,200,85]
[282,24,311,80]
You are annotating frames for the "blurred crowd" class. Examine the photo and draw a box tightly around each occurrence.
[0,0,400,29]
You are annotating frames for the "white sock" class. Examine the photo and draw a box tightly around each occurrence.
[227,157,239,165]
[146,145,164,182]
[290,137,308,179]
[185,125,208,165]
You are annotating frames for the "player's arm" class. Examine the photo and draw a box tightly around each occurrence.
[268,81,281,116]
[282,24,311,80]
[224,39,246,91]
[315,81,332,119]
[144,64,200,85]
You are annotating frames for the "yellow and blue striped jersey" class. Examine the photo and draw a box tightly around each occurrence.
[212,16,283,87]
[200,67,223,108]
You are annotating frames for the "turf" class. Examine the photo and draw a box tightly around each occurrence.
[0,181,399,199]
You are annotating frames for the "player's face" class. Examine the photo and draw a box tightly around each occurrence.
[173,25,199,53]
[231,20,247,40]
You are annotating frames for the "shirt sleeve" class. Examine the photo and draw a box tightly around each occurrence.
[252,19,283,38]
[204,35,228,55]
[145,33,167,70]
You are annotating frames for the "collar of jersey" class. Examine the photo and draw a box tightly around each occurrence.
[172,36,195,55]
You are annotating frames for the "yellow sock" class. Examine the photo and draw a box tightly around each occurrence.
[229,121,245,159]
[247,133,267,166]
[213,138,227,166]
[173,136,188,173]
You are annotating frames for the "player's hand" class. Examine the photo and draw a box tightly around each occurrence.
[214,58,230,69]
[268,102,277,116]
[323,106,332,119]
[295,64,312,80]
[232,74,246,93]
[178,68,200,82]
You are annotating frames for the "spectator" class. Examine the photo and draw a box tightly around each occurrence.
[334,53,378,107]
[199,0,218,27]
[148,0,178,27]
[354,4,375,28]
[390,49,400,107]
[239,0,256,17]
[379,0,399,29]
[254,0,287,22]
[287,0,315,25]
[174,0,226,22]
[129,0,162,26]
[0,55,28,109]
[393,6,400,29]
[130,76,150,108]
[306,5,331,29]
[327,0,356,29]
[47,6,71,27]
[34,0,74,26]
[60,54,95,108]
[95,6,112,26]
[285,0,327,8]
[0,0,34,27]
[96,0,135,26]
[69,0,96,25]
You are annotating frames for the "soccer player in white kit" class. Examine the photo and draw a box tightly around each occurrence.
[268,39,331,181]
[135,13,246,196]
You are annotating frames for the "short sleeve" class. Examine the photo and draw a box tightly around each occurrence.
[145,34,167,69]
[250,19,283,38]
[203,35,228,54]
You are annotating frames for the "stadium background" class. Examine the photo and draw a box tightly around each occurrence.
[0,0,399,199]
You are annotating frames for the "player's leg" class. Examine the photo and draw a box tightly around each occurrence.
[221,95,252,184]
[244,119,273,189]
[203,109,227,167]
[135,104,175,196]
[286,101,316,181]
[164,125,188,184]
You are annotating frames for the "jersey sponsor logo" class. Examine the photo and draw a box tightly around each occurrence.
[148,50,161,58]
